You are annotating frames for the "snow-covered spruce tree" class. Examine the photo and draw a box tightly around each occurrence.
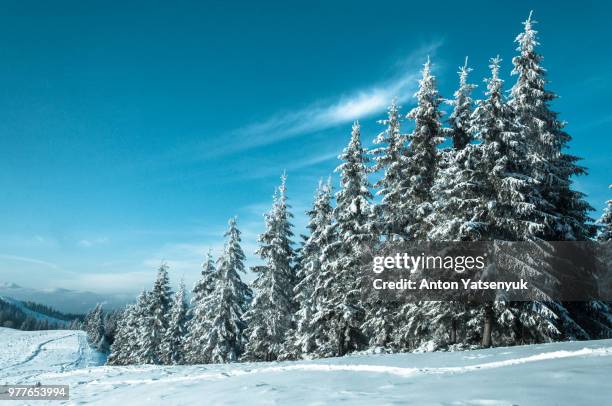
[160,280,188,365]
[108,290,150,365]
[136,292,159,364]
[106,304,133,365]
[371,100,410,240]
[201,217,252,363]
[85,303,106,351]
[506,12,602,343]
[243,173,296,362]
[447,57,477,150]
[184,250,218,364]
[403,58,445,240]
[365,101,412,348]
[387,60,444,351]
[509,11,592,241]
[280,177,334,360]
[136,264,173,364]
[311,121,375,357]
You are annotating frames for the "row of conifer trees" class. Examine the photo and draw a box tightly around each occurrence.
[103,12,612,365]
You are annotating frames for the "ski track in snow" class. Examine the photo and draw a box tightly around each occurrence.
[2,332,76,371]
[79,346,612,386]
[0,329,105,384]
[1,328,611,405]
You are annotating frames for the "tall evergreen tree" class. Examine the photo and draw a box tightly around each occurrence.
[404,58,445,240]
[312,121,374,357]
[509,11,593,241]
[282,177,334,359]
[146,263,173,362]
[201,217,252,363]
[136,291,159,364]
[184,250,218,364]
[506,12,602,343]
[161,280,188,365]
[372,100,410,240]
[243,173,296,361]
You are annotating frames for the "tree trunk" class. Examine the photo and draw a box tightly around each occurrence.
[481,303,493,348]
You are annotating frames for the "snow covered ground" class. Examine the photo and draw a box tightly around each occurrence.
[1,328,611,405]
[0,328,106,384]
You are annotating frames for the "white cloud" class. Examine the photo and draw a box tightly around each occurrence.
[200,41,442,157]
[78,237,109,248]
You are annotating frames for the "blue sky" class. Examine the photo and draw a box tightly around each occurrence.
[1,1,610,294]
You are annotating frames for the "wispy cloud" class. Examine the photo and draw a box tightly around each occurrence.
[0,254,59,270]
[200,41,442,157]
[78,237,109,248]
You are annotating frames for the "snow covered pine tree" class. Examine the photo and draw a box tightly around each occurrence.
[160,280,188,364]
[312,121,375,357]
[281,177,334,359]
[391,59,445,351]
[243,173,296,361]
[199,217,252,363]
[184,250,218,364]
[137,264,173,364]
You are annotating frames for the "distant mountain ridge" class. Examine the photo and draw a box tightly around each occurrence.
[0,282,132,313]
[0,296,75,327]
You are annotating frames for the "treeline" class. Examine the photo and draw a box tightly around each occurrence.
[105,12,612,366]
[21,301,84,322]
[0,297,82,331]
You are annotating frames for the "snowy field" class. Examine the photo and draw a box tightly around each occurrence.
[1,328,611,405]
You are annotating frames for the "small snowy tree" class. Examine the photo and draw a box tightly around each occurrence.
[161,281,188,365]
[243,173,296,361]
